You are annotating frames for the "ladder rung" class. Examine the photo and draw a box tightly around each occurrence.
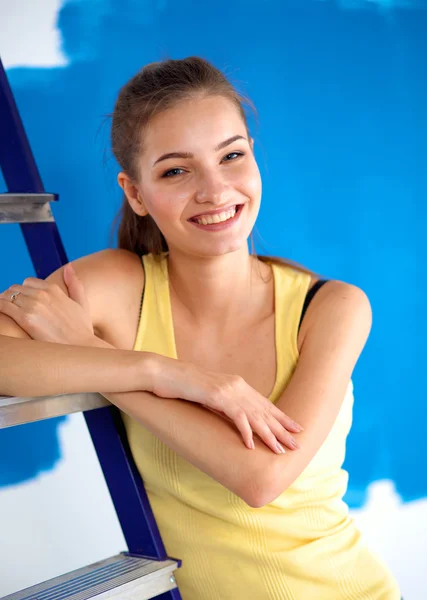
[0,392,110,428]
[1,553,180,600]
[0,193,58,224]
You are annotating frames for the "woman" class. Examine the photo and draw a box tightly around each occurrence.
[0,57,401,599]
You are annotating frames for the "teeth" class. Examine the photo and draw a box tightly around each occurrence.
[195,206,237,225]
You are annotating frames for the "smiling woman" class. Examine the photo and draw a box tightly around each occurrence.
[100,56,401,599]
[0,56,402,599]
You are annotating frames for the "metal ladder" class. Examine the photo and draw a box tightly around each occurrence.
[0,57,182,600]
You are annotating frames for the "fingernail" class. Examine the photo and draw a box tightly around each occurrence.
[276,442,286,454]
[293,422,304,431]
[290,439,300,450]
[250,440,255,450]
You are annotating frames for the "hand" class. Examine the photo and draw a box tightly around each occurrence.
[151,357,303,454]
[0,263,95,345]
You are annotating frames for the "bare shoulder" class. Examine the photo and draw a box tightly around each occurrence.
[0,249,144,343]
[294,280,372,399]
[45,248,145,336]
[303,277,372,341]
[62,248,143,284]
[298,276,371,351]
[0,248,143,340]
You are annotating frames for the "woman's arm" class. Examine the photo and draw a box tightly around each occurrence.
[0,249,155,398]
[89,334,267,503]
[1,251,366,507]
[0,332,156,398]
[246,281,372,506]
[0,249,301,459]
[90,281,371,508]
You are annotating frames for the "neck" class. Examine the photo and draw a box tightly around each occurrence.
[166,246,268,331]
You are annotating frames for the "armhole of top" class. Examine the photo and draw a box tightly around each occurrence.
[139,257,146,314]
[298,279,330,332]
[135,256,146,344]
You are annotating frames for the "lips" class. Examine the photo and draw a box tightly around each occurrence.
[188,202,245,232]
[189,204,241,222]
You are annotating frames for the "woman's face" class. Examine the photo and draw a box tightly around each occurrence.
[130,95,262,258]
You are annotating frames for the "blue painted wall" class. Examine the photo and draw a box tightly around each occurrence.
[1,0,425,507]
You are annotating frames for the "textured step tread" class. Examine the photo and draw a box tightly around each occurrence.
[2,553,179,600]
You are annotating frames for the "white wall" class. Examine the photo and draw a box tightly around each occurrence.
[0,415,125,596]
[0,414,423,598]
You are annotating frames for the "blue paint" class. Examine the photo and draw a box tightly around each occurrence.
[0,0,425,509]
[0,418,66,487]
[315,0,427,9]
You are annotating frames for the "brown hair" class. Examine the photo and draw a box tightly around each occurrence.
[110,56,319,278]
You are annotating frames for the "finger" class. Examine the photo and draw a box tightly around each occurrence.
[0,288,38,331]
[249,414,286,454]
[270,406,304,433]
[63,263,89,309]
[266,416,300,451]
[232,409,255,449]
[0,296,26,323]
[0,294,45,339]
[22,277,49,289]
[2,284,38,301]
[0,286,25,308]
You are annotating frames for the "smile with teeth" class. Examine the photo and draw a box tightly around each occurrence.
[193,205,238,225]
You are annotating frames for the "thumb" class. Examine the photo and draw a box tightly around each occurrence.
[63,263,89,310]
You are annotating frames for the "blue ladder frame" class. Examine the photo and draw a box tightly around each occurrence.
[0,56,182,600]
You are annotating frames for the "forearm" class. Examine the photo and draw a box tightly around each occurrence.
[0,334,155,398]
[86,338,264,503]
[104,385,258,501]
[0,333,274,505]
[86,338,291,506]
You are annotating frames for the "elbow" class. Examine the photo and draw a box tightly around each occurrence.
[244,492,273,510]
[240,463,289,509]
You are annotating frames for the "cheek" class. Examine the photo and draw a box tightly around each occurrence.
[239,159,262,201]
[165,186,191,209]
[143,187,188,227]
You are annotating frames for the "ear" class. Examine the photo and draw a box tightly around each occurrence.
[117,172,148,217]
[249,137,255,151]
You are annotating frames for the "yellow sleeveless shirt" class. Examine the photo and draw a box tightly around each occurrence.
[122,252,401,600]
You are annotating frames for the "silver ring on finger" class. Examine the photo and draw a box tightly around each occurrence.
[10,291,21,303]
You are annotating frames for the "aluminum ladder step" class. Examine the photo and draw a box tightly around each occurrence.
[1,553,180,600]
[0,193,58,224]
[0,393,110,429]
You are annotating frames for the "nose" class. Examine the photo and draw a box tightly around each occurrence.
[194,170,231,205]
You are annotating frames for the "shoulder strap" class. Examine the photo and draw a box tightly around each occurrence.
[298,279,329,331]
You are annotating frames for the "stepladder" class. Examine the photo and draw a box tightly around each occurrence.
[0,57,182,600]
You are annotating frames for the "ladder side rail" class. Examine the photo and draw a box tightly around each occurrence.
[155,591,184,599]
[0,57,44,193]
[0,57,68,278]
[84,405,172,562]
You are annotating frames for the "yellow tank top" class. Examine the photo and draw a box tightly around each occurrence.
[122,252,401,600]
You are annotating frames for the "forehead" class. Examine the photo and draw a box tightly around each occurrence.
[143,95,246,152]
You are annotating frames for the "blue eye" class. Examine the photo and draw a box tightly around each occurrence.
[162,168,184,178]
[161,152,244,178]
[223,151,244,162]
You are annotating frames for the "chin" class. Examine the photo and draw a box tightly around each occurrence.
[195,238,248,258]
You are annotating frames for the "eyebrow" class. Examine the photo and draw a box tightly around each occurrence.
[152,134,247,167]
